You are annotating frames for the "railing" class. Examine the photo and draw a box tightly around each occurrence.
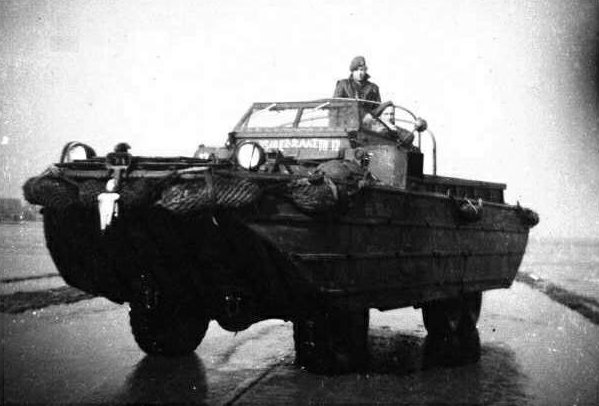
[419,129,437,176]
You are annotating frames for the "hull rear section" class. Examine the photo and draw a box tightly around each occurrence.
[248,186,528,311]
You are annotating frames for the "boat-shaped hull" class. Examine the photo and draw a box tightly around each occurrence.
[35,170,531,322]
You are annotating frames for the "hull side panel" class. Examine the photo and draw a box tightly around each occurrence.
[248,187,529,309]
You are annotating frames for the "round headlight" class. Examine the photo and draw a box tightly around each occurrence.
[235,142,265,170]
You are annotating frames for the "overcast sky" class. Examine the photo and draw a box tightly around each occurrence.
[1,0,598,239]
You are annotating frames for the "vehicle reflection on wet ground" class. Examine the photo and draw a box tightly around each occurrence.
[236,336,528,405]
[3,283,598,405]
[100,332,526,405]
[111,354,209,404]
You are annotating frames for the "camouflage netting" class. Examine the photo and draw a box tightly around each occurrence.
[312,160,367,195]
[23,160,370,215]
[286,160,369,213]
[23,174,79,209]
[24,170,166,211]
[156,177,262,213]
[79,178,165,208]
[287,177,338,213]
[516,205,540,227]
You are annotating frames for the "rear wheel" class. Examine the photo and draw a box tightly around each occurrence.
[421,292,482,365]
[129,299,209,356]
[293,307,369,374]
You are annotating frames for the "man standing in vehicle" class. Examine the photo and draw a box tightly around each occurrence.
[333,56,381,112]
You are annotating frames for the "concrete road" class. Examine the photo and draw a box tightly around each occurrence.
[2,282,598,405]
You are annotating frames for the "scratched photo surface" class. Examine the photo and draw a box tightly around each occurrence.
[1,1,598,405]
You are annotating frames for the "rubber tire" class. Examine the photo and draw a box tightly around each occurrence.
[422,292,482,337]
[421,292,482,366]
[293,307,369,374]
[130,301,209,356]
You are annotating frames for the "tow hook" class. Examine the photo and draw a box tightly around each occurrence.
[98,143,132,232]
[98,179,120,231]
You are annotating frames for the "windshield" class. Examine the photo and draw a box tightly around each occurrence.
[242,102,359,130]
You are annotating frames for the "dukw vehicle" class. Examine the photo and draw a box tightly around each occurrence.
[24,98,538,372]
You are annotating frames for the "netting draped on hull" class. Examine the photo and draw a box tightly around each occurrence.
[157,177,263,213]
[287,160,368,213]
[23,160,370,215]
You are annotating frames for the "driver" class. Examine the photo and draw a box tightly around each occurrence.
[363,101,415,147]
[333,56,381,112]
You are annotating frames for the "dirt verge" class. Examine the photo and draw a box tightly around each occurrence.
[516,272,599,325]
[0,286,95,313]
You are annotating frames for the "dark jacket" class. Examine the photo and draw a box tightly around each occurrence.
[333,74,381,111]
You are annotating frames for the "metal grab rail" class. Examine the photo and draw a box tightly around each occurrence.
[60,141,97,163]
[419,129,437,176]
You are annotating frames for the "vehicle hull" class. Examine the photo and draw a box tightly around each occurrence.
[41,179,529,321]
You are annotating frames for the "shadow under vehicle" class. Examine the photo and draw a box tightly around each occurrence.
[23,98,538,373]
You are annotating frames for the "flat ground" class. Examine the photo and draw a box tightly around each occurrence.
[2,282,598,405]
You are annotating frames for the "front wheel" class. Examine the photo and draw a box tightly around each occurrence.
[129,300,209,356]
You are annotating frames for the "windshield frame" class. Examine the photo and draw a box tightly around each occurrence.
[234,99,362,132]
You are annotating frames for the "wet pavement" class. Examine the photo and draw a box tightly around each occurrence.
[2,282,598,405]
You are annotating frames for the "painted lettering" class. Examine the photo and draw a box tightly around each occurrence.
[255,138,343,152]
